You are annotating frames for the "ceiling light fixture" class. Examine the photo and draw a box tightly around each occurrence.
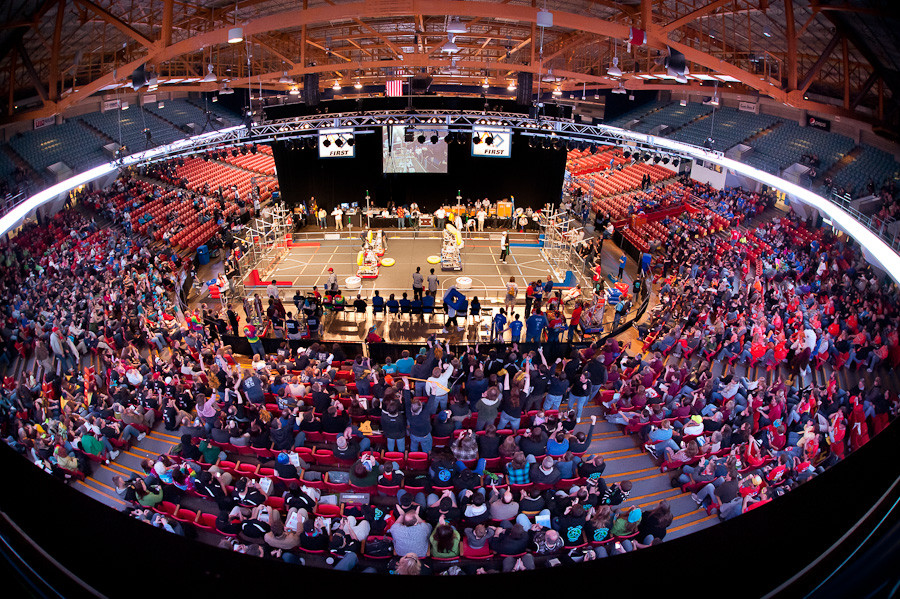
[202,64,217,82]
[278,71,293,84]
[447,17,467,34]
[332,81,341,91]
[354,80,362,89]
[227,26,243,44]
[442,34,459,53]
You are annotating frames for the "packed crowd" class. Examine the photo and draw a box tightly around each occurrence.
[0,173,898,576]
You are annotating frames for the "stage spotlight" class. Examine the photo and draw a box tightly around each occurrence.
[672,158,680,167]
[622,150,631,159]
[552,138,562,150]
[642,152,651,161]
[323,138,331,147]
[472,134,482,145]
[589,144,597,154]
[346,136,355,146]
[444,132,454,143]
[251,144,258,154]
[430,134,439,144]
[528,137,536,148]
[202,153,209,161]
[661,156,670,165]
[417,134,426,144]
[653,155,661,164]
[484,134,494,145]
[240,145,248,155]
[231,148,239,157]
[541,137,550,149]
[335,138,344,147]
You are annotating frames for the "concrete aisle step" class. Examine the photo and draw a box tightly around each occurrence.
[74,478,126,510]
[665,511,719,540]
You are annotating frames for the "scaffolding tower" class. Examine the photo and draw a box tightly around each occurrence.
[234,203,292,291]
[539,208,582,282]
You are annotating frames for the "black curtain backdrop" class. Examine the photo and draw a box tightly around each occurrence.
[272,129,567,213]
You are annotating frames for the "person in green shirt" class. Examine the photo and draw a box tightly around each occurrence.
[198,439,225,464]
[610,506,642,538]
[428,519,461,558]
[133,479,164,508]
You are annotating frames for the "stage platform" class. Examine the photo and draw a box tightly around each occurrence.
[249,230,580,304]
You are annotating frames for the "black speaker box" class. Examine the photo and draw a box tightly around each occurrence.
[303,73,320,105]
[516,72,533,105]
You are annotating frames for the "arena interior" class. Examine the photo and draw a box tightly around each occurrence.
[0,0,899,594]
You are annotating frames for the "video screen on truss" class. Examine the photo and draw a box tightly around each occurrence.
[471,126,512,158]
[319,128,355,158]
[382,125,448,173]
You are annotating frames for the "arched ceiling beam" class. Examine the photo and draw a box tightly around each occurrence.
[0,0,875,122]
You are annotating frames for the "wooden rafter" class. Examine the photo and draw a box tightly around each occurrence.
[71,0,152,48]
[660,0,733,34]
[48,0,65,101]
[798,32,840,93]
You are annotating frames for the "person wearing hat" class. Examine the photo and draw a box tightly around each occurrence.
[682,414,705,437]
[365,326,383,344]
[273,451,299,479]
[326,267,338,295]
[610,506,642,538]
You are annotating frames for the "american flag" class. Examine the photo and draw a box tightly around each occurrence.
[385,79,403,97]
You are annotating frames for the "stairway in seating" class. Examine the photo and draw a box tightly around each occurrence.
[743,120,784,144]
[819,145,863,184]
[78,119,117,145]
[1,144,47,186]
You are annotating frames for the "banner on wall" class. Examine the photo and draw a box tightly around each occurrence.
[807,115,831,131]
[102,99,120,112]
[738,101,759,114]
[33,116,55,130]
[142,94,157,105]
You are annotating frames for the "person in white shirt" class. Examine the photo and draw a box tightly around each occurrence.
[476,208,486,231]
[504,277,518,312]
[266,280,279,299]
[332,206,344,229]
[426,363,454,413]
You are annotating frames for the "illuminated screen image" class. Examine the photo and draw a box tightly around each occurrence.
[382,125,448,173]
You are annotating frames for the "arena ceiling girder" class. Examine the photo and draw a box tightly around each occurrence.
[1,0,894,129]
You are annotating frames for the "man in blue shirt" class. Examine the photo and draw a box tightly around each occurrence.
[542,275,554,297]
[395,350,414,375]
[506,313,524,342]
[492,309,508,342]
[618,254,627,280]
[371,290,385,313]
[525,310,548,344]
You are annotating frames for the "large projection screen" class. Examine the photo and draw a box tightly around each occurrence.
[382,125,448,173]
